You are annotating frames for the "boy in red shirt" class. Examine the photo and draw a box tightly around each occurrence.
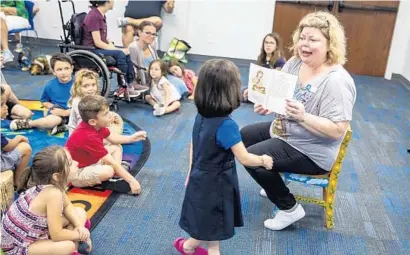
[66,95,146,194]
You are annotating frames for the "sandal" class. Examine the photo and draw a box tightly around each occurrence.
[173,237,208,255]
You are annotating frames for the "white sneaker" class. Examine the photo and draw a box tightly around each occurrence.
[117,17,128,28]
[264,204,306,231]
[14,43,23,53]
[3,49,14,64]
[260,188,268,197]
[153,106,166,116]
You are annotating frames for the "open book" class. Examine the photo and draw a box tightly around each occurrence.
[247,63,298,115]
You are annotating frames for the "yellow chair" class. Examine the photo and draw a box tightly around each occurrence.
[281,125,352,228]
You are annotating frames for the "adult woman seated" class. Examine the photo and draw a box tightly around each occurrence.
[82,0,141,94]
[128,21,188,97]
[0,0,30,63]
[241,11,356,231]
[243,32,286,101]
[118,0,175,48]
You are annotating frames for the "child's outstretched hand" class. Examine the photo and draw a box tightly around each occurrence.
[261,154,273,170]
[130,131,147,142]
[75,226,90,241]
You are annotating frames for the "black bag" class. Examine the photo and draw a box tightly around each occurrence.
[66,12,87,45]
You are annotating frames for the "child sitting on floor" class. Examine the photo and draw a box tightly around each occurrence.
[1,146,92,255]
[1,86,32,186]
[67,68,123,136]
[65,95,147,195]
[10,53,74,135]
[168,59,197,100]
[1,83,33,119]
[145,60,181,116]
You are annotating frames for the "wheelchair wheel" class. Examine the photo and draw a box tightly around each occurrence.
[66,50,110,98]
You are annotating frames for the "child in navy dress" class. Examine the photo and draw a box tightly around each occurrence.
[174,59,274,255]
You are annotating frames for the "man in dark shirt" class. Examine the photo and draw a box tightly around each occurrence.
[117,0,175,47]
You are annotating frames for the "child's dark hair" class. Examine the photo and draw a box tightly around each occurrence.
[194,59,241,118]
[148,60,168,77]
[19,146,70,192]
[89,1,109,7]
[257,33,284,68]
[78,95,109,123]
[168,58,185,76]
[50,53,73,70]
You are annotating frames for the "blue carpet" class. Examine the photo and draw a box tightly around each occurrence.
[1,43,410,254]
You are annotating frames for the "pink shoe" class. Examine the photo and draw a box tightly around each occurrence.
[85,219,91,230]
[173,237,208,255]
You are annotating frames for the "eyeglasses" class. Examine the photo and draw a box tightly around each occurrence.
[143,31,158,37]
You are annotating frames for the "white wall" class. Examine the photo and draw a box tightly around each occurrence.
[385,1,410,80]
[30,0,275,60]
[401,36,410,81]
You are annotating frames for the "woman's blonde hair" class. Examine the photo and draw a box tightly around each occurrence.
[68,69,99,106]
[290,11,346,65]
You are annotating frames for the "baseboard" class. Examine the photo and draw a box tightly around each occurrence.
[17,37,255,66]
[392,73,410,91]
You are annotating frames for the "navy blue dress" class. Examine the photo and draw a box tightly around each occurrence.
[179,114,244,241]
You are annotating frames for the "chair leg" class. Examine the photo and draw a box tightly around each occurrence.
[324,187,335,229]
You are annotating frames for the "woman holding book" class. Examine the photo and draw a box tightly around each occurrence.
[241,11,356,231]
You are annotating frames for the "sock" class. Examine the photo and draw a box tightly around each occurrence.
[284,203,298,213]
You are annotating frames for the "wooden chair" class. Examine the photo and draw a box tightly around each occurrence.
[281,125,352,228]
[0,170,15,214]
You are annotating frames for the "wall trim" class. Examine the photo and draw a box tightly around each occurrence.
[392,73,410,91]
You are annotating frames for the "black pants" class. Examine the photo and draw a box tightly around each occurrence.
[240,122,327,210]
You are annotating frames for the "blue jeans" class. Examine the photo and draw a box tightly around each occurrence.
[93,49,135,83]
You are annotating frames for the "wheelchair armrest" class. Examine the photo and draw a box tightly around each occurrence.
[58,43,96,51]
[133,64,146,71]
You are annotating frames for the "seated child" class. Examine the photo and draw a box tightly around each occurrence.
[145,60,181,116]
[168,59,197,100]
[65,95,146,194]
[1,146,92,254]
[1,86,32,186]
[67,68,123,136]
[1,84,33,119]
[10,53,74,135]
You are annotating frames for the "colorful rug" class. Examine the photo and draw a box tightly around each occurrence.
[1,100,150,230]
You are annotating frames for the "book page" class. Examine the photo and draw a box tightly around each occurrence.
[247,63,273,107]
[265,70,298,115]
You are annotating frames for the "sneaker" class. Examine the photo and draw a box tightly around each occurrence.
[14,43,23,53]
[127,88,140,98]
[3,49,14,64]
[264,204,306,231]
[117,17,128,28]
[153,106,166,116]
[10,119,30,131]
[50,124,67,135]
[121,161,131,171]
[131,82,149,93]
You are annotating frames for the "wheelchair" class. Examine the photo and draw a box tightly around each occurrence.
[57,0,147,112]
